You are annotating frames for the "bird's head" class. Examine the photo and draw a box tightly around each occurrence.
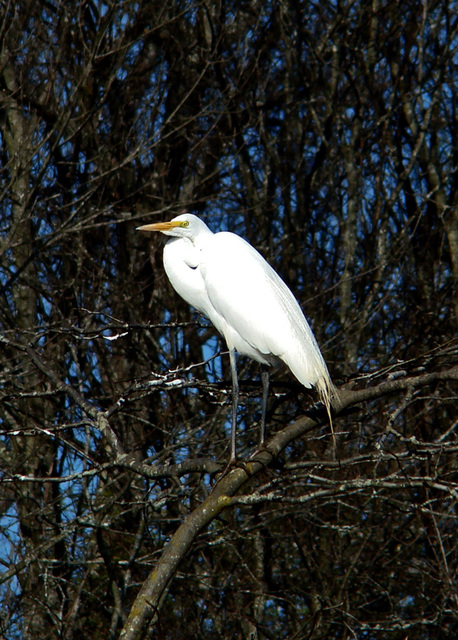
[137,213,210,239]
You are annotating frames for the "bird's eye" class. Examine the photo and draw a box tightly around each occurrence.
[181,220,189,228]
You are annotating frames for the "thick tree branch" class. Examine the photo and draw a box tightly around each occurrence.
[120,364,457,640]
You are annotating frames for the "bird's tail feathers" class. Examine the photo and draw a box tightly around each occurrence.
[316,374,337,441]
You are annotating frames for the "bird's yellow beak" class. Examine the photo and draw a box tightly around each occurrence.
[137,220,184,232]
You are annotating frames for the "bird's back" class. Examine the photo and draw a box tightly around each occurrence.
[199,231,330,391]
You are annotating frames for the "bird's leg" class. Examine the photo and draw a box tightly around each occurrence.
[260,368,270,445]
[229,348,239,463]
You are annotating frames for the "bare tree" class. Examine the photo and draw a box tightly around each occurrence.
[0,1,456,639]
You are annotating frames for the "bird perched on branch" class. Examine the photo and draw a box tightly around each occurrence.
[138,214,334,461]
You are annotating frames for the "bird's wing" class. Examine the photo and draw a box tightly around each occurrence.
[200,232,327,386]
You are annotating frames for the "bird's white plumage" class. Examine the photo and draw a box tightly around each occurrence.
[138,213,333,418]
[196,231,326,387]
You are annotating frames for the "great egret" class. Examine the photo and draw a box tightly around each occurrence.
[138,214,334,460]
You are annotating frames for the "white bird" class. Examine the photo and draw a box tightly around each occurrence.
[138,214,334,461]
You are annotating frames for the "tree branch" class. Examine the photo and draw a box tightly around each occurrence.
[120,364,458,640]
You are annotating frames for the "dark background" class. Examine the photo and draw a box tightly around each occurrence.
[0,1,457,638]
